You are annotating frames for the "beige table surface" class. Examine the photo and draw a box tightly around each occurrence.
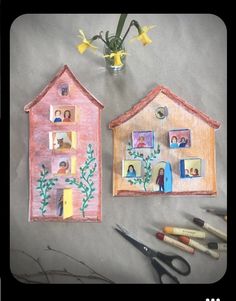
[10,14,226,283]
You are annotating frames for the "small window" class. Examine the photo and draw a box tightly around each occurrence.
[50,105,76,123]
[58,83,69,96]
[122,160,142,178]
[180,158,202,178]
[49,131,77,150]
[51,156,76,176]
[169,129,191,149]
[132,130,154,148]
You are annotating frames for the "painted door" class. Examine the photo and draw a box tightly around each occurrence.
[63,188,73,219]
[164,162,172,192]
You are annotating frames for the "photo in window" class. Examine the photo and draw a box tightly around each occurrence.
[132,130,154,148]
[50,105,76,123]
[122,160,142,178]
[169,129,191,148]
[49,131,77,150]
[180,158,202,178]
[51,156,76,175]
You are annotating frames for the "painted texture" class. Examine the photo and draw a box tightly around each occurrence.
[26,66,103,221]
[111,91,218,196]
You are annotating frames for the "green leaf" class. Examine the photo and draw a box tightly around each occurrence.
[115,14,128,38]
[105,30,110,44]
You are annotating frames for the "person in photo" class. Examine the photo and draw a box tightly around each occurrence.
[126,165,137,177]
[54,110,62,122]
[156,168,165,192]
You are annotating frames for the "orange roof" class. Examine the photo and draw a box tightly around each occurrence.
[109,85,220,129]
[24,65,104,112]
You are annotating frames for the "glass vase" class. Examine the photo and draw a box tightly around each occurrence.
[103,35,126,73]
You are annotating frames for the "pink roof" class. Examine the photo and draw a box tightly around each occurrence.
[109,85,220,129]
[24,65,104,112]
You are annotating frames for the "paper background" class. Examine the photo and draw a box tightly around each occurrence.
[10,14,226,283]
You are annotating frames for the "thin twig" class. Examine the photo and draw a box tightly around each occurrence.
[11,249,50,283]
[45,246,114,283]
[14,269,113,283]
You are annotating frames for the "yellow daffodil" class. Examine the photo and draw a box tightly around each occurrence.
[131,25,156,46]
[104,50,128,67]
[76,30,98,54]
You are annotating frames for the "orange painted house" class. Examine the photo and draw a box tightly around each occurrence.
[24,65,104,221]
[109,85,220,196]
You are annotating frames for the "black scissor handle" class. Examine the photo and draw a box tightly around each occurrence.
[151,258,180,284]
[156,252,191,276]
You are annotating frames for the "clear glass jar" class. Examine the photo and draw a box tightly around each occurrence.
[103,35,126,73]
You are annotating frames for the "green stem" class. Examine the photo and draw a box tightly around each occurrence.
[118,20,136,48]
[143,181,147,191]
[91,34,110,47]
[115,14,128,38]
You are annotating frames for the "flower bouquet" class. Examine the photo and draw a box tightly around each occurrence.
[76,14,155,71]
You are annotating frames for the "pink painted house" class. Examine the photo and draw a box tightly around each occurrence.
[24,65,104,222]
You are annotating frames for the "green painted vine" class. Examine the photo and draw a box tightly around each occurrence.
[127,142,160,191]
[66,144,96,217]
[36,164,58,216]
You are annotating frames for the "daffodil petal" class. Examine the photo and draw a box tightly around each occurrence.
[89,44,98,50]
[79,29,86,40]
[77,43,89,54]
[142,25,156,33]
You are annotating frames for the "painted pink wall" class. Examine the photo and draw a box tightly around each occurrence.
[28,70,102,221]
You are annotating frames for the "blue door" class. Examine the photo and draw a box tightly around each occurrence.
[164,162,172,192]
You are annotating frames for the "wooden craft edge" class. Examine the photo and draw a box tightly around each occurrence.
[115,190,217,197]
[108,85,221,129]
[24,65,104,112]
[29,216,102,222]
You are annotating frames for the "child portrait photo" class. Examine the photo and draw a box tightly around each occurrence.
[180,158,202,178]
[52,156,70,175]
[132,131,154,148]
[50,105,76,123]
[122,160,142,178]
[169,129,191,148]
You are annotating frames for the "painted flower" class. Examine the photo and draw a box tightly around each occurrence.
[131,25,156,46]
[104,50,128,67]
[76,30,98,54]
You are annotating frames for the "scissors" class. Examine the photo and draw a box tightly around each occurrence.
[114,224,191,284]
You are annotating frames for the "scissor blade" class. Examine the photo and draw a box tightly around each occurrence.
[114,226,156,258]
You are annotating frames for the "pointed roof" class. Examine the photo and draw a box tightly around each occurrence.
[24,65,104,112]
[109,85,220,129]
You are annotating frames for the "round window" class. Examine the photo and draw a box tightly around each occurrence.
[155,106,168,119]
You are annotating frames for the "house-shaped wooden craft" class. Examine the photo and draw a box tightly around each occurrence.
[109,85,220,196]
[24,65,104,221]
